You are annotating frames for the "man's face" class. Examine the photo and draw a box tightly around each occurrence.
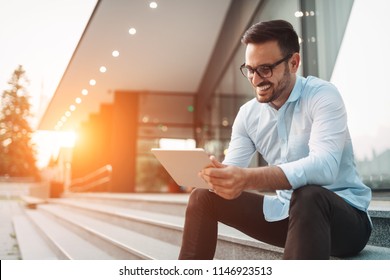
[244,41,298,109]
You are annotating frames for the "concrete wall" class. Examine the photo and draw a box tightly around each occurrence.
[0,181,50,199]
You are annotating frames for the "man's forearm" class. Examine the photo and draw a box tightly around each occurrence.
[244,165,292,191]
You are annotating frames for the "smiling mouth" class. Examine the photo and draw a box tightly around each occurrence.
[257,83,271,93]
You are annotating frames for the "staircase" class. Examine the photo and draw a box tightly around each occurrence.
[12,192,390,260]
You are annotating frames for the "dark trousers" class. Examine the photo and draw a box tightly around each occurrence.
[178,185,372,260]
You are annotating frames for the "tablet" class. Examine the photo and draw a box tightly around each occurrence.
[151,148,211,188]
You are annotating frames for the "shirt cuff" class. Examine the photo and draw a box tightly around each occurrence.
[278,161,307,189]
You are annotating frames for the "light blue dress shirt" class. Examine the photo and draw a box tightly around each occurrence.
[223,75,372,222]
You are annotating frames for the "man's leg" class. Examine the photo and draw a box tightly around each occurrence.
[178,188,289,259]
[283,185,372,259]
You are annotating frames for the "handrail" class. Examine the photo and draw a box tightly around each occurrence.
[69,164,112,192]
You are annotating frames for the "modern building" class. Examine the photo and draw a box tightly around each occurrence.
[38,0,390,193]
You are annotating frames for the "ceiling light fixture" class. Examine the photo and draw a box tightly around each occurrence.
[100,66,107,73]
[75,97,82,104]
[129,27,137,35]
[55,121,63,130]
[81,89,88,96]
[112,50,120,57]
[89,79,96,86]
[150,2,158,9]
[69,105,76,111]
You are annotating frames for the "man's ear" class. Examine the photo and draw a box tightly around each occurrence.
[290,53,300,72]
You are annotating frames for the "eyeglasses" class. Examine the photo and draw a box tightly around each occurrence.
[240,53,293,79]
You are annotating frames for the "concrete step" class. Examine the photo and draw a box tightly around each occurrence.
[57,193,390,259]
[366,200,390,247]
[47,198,283,259]
[36,203,181,259]
[20,196,47,209]
[343,245,390,260]
[61,192,188,217]
[24,209,115,260]
[47,198,185,247]
[12,214,58,260]
[16,192,389,260]
[54,197,390,259]
[60,192,390,248]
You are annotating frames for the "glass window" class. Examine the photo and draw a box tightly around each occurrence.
[136,92,196,192]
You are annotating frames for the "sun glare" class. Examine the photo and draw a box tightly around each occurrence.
[33,130,77,168]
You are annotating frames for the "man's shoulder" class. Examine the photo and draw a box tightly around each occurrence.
[302,75,338,91]
[239,97,258,111]
[299,76,340,100]
[298,76,343,109]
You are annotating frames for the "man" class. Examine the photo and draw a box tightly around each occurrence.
[178,20,372,260]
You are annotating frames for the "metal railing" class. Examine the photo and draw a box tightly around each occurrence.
[69,164,112,192]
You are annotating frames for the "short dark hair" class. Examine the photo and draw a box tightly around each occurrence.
[241,20,300,56]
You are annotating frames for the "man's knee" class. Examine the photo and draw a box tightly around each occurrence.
[290,185,331,217]
[186,188,214,212]
[189,187,211,201]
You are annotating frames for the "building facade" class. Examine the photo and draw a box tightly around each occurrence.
[67,0,390,193]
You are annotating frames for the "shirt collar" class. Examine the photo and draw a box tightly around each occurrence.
[286,75,303,104]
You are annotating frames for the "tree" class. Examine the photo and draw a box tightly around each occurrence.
[0,65,39,179]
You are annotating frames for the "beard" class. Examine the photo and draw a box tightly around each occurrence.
[254,66,292,107]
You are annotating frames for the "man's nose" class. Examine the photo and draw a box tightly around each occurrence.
[251,71,263,86]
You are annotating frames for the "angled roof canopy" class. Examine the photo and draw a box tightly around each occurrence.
[39,0,232,131]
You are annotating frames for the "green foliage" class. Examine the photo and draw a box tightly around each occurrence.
[0,65,39,179]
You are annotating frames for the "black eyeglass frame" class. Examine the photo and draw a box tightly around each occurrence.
[240,53,293,79]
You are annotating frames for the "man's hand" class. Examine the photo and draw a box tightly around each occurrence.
[199,156,292,199]
[199,156,248,200]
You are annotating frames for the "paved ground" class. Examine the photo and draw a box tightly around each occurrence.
[0,198,22,260]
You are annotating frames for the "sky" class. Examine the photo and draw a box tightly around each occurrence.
[331,0,390,161]
[0,0,97,168]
